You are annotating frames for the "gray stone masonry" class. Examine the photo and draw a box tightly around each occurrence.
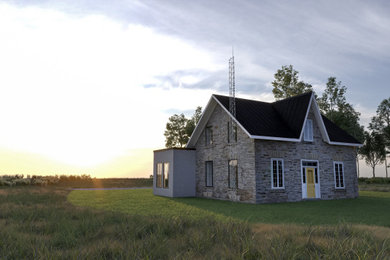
[255,102,359,203]
[195,101,358,204]
[194,105,256,203]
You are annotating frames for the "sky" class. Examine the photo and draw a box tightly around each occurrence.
[0,0,389,178]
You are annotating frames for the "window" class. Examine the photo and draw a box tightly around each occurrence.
[334,162,345,189]
[156,163,163,188]
[271,159,284,189]
[163,162,169,188]
[227,122,237,143]
[205,161,213,187]
[228,159,238,189]
[205,126,213,145]
[304,119,313,142]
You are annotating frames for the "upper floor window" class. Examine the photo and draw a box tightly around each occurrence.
[227,122,237,143]
[271,158,284,189]
[228,159,238,189]
[205,161,213,187]
[334,162,345,189]
[304,119,313,142]
[205,126,213,145]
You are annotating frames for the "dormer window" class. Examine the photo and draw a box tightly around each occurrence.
[304,119,313,142]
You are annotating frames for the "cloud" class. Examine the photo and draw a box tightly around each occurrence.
[1,1,389,177]
[0,3,220,167]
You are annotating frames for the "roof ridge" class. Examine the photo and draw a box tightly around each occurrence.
[212,94,272,105]
[272,91,313,104]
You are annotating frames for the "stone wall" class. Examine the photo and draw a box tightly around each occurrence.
[255,102,359,203]
[194,105,256,203]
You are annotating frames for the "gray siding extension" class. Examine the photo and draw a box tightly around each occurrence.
[153,148,196,197]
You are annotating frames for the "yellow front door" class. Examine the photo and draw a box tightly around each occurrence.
[306,168,315,198]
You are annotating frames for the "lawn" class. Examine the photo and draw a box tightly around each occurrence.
[68,189,390,227]
[1,186,390,259]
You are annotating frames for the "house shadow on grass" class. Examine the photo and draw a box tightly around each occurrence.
[170,192,390,227]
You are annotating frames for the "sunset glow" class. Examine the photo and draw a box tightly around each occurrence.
[1,1,389,177]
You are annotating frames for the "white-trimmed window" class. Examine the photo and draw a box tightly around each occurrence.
[334,161,345,189]
[271,159,284,189]
[205,126,213,145]
[205,161,213,187]
[304,119,313,142]
[228,159,238,189]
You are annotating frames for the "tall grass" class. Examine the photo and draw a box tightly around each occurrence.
[0,187,389,259]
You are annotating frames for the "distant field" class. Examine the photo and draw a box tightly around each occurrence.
[56,178,153,188]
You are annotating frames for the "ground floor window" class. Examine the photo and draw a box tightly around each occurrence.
[156,163,163,188]
[271,158,284,189]
[205,161,213,187]
[163,162,169,188]
[334,161,345,188]
[156,162,169,188]
[228,159,238,189]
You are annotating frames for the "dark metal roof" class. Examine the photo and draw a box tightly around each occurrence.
[321,115,360,144]
[213,92,361,144]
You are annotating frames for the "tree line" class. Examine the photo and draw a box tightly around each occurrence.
[164,65,389,177]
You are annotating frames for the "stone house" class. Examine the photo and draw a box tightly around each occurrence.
[153,92,361,203]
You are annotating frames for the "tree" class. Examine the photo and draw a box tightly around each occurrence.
[369,97,390,177]
[164,107,202,148]
[317,77,364,143]
[359,131,386,177]
[185,106,202,138]
[272,65,313,100]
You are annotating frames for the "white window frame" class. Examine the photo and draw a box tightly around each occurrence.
[304,119,313,142]
[333,161,345,189]
[271,158,284,189]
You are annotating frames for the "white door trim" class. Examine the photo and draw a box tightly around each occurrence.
[301,159,321,199]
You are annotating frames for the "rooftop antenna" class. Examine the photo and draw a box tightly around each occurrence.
[229,47,236,119]
[228,47,237,192]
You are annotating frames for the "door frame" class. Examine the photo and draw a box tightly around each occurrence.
[301,159,321,199]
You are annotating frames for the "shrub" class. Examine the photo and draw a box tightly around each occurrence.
[358,177,390,184]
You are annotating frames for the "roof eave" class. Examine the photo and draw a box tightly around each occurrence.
[328,141,363,147]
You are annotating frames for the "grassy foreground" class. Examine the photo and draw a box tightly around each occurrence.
[1,187,389,259]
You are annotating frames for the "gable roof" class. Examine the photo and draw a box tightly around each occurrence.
[186,92,362,147]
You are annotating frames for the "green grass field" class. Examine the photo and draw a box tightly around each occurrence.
[68,189,390,226]
[1,186,390,259]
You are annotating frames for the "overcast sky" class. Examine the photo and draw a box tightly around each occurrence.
[0,0,389,177]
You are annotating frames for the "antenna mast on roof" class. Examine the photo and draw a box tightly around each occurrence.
[229,48,236,118]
